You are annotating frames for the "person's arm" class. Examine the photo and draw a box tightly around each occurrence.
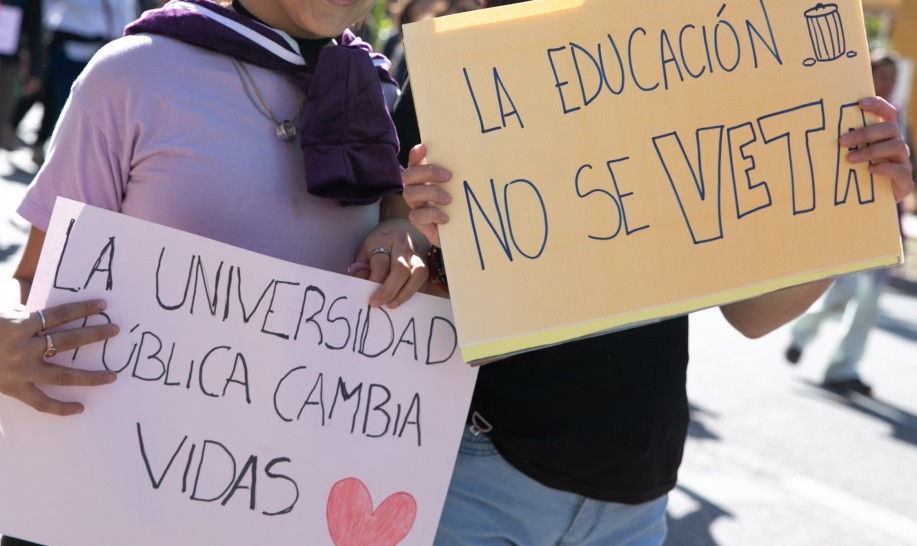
[7,227,44,306]
[720,96,913,338]
[347,194,432,309]
[719,279,833,338]
[23,0,44,86]
[0,227,119,416]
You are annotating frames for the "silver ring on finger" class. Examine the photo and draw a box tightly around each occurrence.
[37,309,48,331]
[44,334,58,358]
[369,247,391,259]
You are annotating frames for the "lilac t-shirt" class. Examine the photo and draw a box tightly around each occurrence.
[18,33,380,273]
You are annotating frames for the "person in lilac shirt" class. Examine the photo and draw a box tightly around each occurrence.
[0,0,432,430]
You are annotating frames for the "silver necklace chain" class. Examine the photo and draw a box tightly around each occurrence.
[230,57,305,143]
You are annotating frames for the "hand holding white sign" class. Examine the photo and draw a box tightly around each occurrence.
[0,245,120,416]
[0,199,477,546]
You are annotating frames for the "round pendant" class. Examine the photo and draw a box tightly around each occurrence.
[276,120,297,143]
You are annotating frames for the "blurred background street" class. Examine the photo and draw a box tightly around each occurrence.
[2,104,916,546]
[675,285,917,546]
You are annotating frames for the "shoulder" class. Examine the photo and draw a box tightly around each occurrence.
[73,34,226,103]
[84,33,217,78]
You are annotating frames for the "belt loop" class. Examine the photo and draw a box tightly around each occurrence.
[468,411,493,436]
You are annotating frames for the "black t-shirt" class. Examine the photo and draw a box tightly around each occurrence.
[471,318,690,504]
[394,79,691,504]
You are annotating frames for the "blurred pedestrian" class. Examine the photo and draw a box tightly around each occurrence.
[0,0,43,150]
[28,0,139,163]
[784,49,912,397]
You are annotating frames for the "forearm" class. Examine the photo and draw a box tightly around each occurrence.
[720,278,833,339]
[3,278,30,308]
[380,193,412,222]
[7,227,45,306]
[379,194,432,255]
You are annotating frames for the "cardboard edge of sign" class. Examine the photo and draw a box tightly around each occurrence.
[403,0,582,37]
[460,253,902,365]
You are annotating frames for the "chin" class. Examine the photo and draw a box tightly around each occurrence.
[298,15,362,38]
[312,0,374,34]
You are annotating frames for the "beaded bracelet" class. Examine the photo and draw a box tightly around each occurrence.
[428,245,448,294]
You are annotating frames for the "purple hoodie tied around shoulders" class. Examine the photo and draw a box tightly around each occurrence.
[125,0,403,206]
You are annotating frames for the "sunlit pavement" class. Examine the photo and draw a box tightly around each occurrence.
[673,293,917,546]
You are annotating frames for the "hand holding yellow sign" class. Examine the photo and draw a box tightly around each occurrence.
[402,0,905,363]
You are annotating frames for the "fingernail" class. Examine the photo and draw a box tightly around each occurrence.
[839,134,852,146]
[104,372,117,383]
[387,301,400,310]
[96,300,107,310]
[860,97,875,107]
[347,261,370,276]
[436,167,451,180]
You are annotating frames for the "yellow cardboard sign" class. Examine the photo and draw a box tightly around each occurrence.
[403,0,903,364]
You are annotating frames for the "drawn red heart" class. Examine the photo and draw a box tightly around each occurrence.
[326,477,417,546]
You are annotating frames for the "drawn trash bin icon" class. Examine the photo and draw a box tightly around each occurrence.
[803,3,857,66]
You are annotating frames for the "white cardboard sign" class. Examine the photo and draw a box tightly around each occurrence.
[0,198,477,546]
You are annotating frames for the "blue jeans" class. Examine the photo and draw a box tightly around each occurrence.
[434,428,669,546]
